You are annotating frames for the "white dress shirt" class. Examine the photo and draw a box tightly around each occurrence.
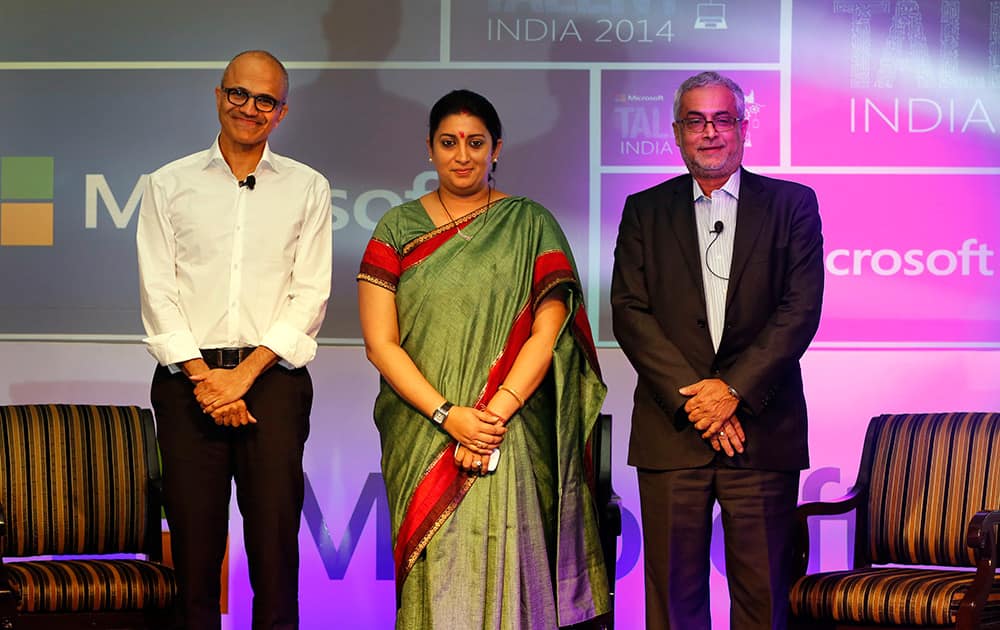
[137,138,332,369]
[693,169,739,352]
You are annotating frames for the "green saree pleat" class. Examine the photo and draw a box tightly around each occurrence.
[361,197,609,629]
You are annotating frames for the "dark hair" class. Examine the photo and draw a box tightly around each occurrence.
[428,89,502,148]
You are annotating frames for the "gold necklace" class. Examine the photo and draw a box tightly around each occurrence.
[436,187,492,241]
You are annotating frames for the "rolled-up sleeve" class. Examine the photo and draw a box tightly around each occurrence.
[137,173,201,367]
[259,174,332,367]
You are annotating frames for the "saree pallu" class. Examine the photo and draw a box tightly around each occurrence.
[358,196,609,629]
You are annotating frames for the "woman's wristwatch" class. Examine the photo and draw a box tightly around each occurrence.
[431,401,453,425]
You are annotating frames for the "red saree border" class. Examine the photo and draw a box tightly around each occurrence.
[402,223,465,272]
[393,448,475,588]
[533,250,602,378]
[478,303,534,416]
[401,204,490,271]
[571,307,602,379]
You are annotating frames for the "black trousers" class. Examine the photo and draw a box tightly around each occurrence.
[637,465,800,630]
[151,364,312,630]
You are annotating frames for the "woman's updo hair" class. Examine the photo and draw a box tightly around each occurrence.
[428,89,503,148]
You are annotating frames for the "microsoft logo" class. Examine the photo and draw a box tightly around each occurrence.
[0,156,54,246]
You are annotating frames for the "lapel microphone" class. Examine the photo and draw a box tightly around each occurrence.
[706,220,729,280]
[239,175,256,190]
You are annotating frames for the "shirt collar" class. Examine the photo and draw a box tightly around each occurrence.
[692,168,741,202]
[203,136,280,175]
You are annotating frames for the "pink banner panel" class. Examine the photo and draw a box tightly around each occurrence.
[792,1,1000,166]
[804,172,1000,343]
[601,70,781,167]
[599,172,1000,345]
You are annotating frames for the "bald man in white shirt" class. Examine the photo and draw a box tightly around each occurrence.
[137,50,331,630]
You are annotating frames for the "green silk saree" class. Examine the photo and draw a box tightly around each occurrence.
[358,196,609,629]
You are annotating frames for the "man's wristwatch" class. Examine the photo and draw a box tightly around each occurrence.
[727,385,741,401]
[431,401,453,425]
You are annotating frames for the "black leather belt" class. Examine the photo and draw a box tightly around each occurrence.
[201,347,256,369]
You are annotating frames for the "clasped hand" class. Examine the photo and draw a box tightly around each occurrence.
[679,378,745,456]
[190,368,257,427]
[445,406,506,475]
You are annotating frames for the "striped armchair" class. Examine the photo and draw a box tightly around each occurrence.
[790,412,1000,630]
[0,404,177,629]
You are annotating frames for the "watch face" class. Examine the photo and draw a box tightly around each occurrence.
[433,402,452,424]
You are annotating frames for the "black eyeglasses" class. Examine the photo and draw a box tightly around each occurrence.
[677,115,742,133]
[221,86,284,113]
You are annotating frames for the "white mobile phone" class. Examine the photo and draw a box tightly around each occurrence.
[487,447,500,472]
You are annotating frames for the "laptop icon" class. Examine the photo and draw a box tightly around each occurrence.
[694,2,728,30]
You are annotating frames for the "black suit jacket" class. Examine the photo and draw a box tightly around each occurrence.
[610,168,824,472]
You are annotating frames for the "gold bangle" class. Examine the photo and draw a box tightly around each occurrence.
[498,385,525,408]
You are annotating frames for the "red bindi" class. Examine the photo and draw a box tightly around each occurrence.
[459,131,465,138]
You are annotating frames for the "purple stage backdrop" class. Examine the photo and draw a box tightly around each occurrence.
[1,1,998,629]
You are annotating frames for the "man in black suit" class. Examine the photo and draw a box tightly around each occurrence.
[611,71,824,630]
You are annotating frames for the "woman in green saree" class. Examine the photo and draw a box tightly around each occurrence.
[357,90,609,629]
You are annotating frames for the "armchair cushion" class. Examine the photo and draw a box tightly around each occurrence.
[6,559,176,613]
[791,567,1000,626]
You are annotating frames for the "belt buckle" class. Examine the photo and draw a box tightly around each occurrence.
[219,348,241,369]
[201,346,254,369]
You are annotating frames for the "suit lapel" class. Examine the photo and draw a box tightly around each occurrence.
[667,177,707,311]
[726,169,769,310]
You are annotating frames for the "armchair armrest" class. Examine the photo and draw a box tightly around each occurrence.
[0,497,6,569]
[956,510,1000,629]
[0,498,16,627]
[603,494,622,536]
[593,414,621,593]
[796,487,865,518]
[966,509,1000,556]
[602,493,621,592]
[145,477,166,562]
[792,487,866,579]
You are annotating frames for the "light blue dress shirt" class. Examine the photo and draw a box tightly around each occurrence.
[693,170,740,352]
